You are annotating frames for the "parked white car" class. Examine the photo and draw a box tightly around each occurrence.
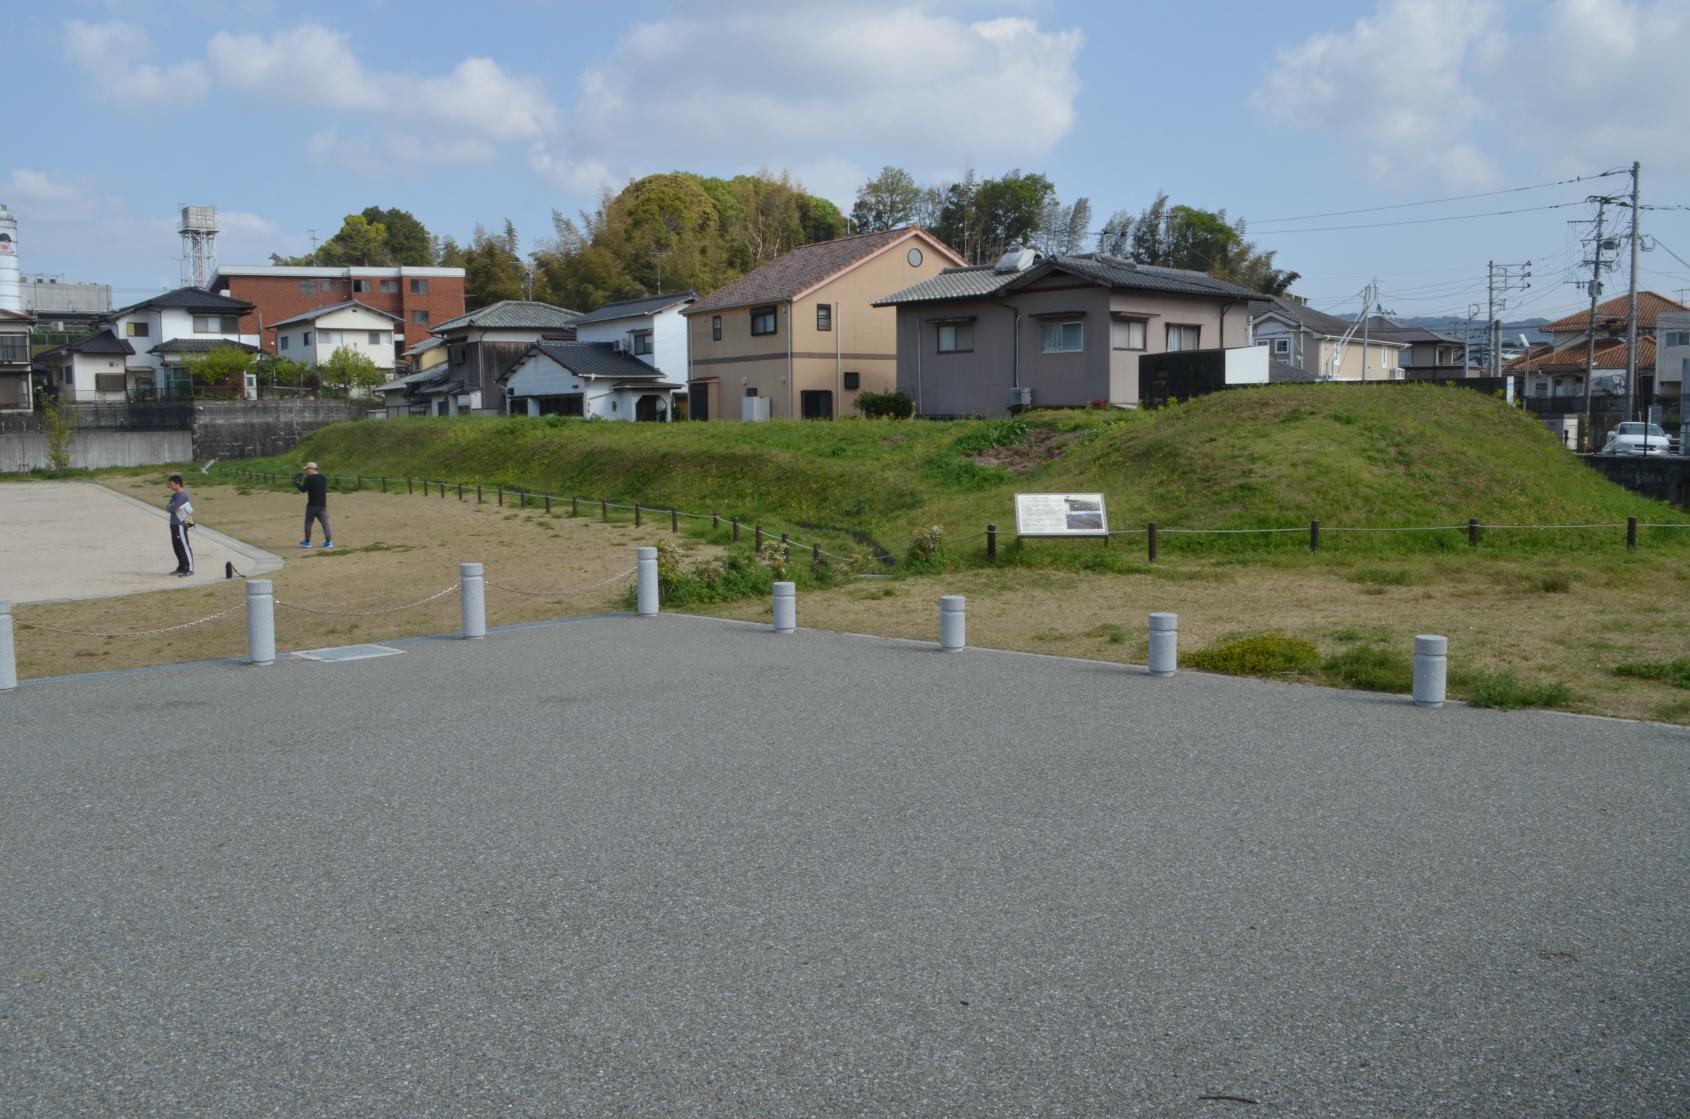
[1600,421,1675,455]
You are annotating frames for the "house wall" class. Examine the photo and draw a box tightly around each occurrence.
[275,306,399,369]
[111,307,259,392]
[215,269,466,353]
[0,322,33,411]
[1657,313,1690,396]
[574,307,690,387]
[1316,338,1406,380]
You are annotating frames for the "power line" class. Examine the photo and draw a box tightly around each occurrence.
[1249,169,1628,225]
[1253,199,1594,236]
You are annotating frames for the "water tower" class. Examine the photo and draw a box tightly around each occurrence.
[179,205,218,289]
[0,202,20,313]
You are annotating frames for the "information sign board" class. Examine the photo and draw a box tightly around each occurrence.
[1014,492,1109,537]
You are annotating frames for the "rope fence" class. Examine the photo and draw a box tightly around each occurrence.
[485,569,636,599]
[14,602,244,638]
[274,584,461,617]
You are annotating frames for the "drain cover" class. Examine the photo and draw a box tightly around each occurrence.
[292,644,405,663]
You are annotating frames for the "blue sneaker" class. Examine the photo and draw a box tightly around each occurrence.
[322,542,334,550]
[299,540,313,547]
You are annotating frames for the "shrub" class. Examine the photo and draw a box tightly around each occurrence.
[1464,672,1572,710]
[952,417,1030,455]
[757,539,790,580]
[856,390,914,419]
[1614,659,1690,689]
[1185,634,1320,677]
[905,525,945,572]
[1322,645,1413,693]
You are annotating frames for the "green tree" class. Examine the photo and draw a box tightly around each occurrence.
[316,346,383,397]
[187,344,257,388]
[938,170,1055,263]
[318,213,389,266]
[361,206,433,266]
[256,354,309,394]
[797,193,848,243]
[852,166,922,232]
[1107,193,1299,296]
[461,222,527,310]
[39,393,77,470]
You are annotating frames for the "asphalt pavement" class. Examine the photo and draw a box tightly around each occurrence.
[2,612,1687,1116]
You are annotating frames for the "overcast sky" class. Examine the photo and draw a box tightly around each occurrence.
[6,0,1689,321]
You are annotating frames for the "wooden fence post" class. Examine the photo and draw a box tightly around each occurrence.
[1310,519,1320,552]
[986,523,997,562]
[1148,522,1159,563]
[1627,516,1638,551]
[1468,518,1479,548]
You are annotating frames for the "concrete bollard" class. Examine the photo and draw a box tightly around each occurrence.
[772,581,796,635]
[0,599,15,692]
[1413,634,1447,708]
[460,563,486,640]
[1148,612,1178,676]
[939,595,967,652]
[636,546,659,617]
[246,579,276,666]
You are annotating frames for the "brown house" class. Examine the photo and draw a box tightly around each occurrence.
[683,227,965,420]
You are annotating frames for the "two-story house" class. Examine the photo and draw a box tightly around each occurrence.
[874,250,1262,415]
[108,287,259,400]
[1363,317,1471,377]
[211,265,466,361]
[682,227,965,421]
[1656,311,1689,447]
[0,307,33,412]
[34,329,135,403]
[1507,291,1688,406]
[424,300,582,416]
[1248,298,1409,381]
[568,291,693,394]
[269,301,403,374]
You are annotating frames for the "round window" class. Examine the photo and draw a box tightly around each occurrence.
[907,247,923,267]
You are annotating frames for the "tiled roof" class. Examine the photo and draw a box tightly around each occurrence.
[687,228,955,314]
[1362,316,1461,345]
[37,329,135,359]
[874,265,1021,306]
[1249,296,1358,337]
[520,342,667,380]
[572,291,697,326]
[403,337,443,357]
[1542,291,1689,333]
[149,338,262,355]
[116,286,254,315]
[429,300,582,333]
[1505,336,1656,373]
[268,299,405,329]
[1022,255,1262,300]
[1268,359,1319,383]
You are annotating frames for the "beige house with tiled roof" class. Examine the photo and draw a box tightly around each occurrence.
[1506,291,1687,404]
[683,227,964,420]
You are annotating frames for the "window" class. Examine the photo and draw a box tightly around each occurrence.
[817,303,832,331]
[632,332,653,356]
[368,331,383,345]
[194,315,239,333]
[279,335,290,351]
[1668,331,1690,347]
[1271,337,1291,356]
[1166,324,1200,352]
[298,280,316,295]
[0,335,28,362]
[125,321,150,338]
[380,279,400,294]
[1110,319,1146,351]
[843,371,860,390]
[937,322,974,353]
[322,330,343,346]
[319,279,337,293]
[1041,320,1083,353]
[750,306,777,336]
[351,279,371,293]
[412,310,430,325]
[302,331,313,346]
[800,390,834,419]
[711,315,722,341]
[410,279,429,294]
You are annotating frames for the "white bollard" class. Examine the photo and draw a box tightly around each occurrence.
[246,579,276,666]
[1413,634,1447,708]
[0,599,15,692]
[939,594,967,652]
[460,563,486,639]
[1148,612,1178,676]
[772,581,796,634]
[636,546,659,618]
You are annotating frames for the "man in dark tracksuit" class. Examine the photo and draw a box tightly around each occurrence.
[166,474,194,576]
[294,461,332,548]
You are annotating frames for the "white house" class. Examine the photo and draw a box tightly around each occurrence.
[269,300,403,372]
[35,329,135,403]
[568,291,693,396]
[109,287,259,400]
[501,341,677,421]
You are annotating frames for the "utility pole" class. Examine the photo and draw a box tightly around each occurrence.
[1361,279,1375,380]
[1486,260,1532,377]
[1625,160,1642,424]
[1465,303,1479,374]
[1580,197,1611,449]
[1487,260,1496,378]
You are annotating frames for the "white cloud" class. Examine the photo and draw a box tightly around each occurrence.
[1253,0,1690,188]
[564,4,1083,205]
[0,170,104,224]
[63,20,212,111]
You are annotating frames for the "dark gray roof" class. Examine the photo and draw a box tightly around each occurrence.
[37,329,134,359]
[874,266,1021,306]
[687,228,950,314]
[1249,296,1357,337]
[1268,358,1319,383]
[572,291,697,326]
[149,338,262,355]
[514,342,667,381]
[116,286,253,315]
[430,300,582,334]
[1361,316,1461,345]
[268,299,404,329]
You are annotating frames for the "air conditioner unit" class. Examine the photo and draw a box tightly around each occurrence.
[612,339,625,352]
[1008,386,1033,409]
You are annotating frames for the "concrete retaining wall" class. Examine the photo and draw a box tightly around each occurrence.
[192,401,363,461]
[1583,454,1690,507]
[0,430,194,472]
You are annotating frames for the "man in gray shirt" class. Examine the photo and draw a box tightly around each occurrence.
[166,474,194,577]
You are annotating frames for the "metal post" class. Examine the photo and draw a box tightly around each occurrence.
[986,523,997,562]
[1147,522,1159,563]
[772,581,796,634]
[1148,612,1177,676]
[0,599,15,692]
[1468,518,1479,548]
[939,594,966,652]
[1413,635,1447,708]
[636,546,659,617]
[1310,519,1321,552]
[460,563,486,640]
[1627,516,1638,551]
[246,579,276,666]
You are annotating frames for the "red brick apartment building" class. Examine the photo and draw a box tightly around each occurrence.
[210,266,466,356]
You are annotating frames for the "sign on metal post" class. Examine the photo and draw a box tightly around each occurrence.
[1013,493,1109,537]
